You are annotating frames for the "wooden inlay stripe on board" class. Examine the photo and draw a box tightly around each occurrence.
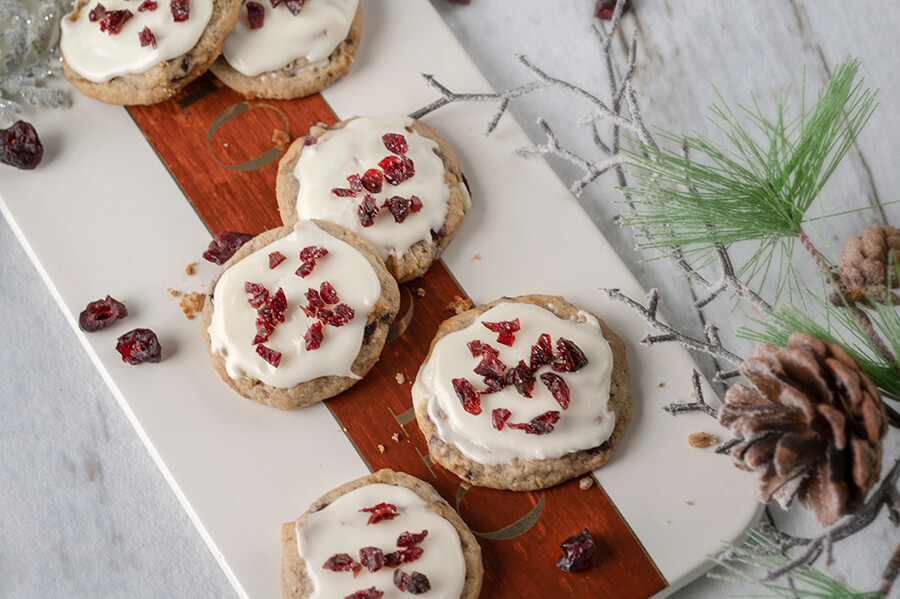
[127,73,667,599]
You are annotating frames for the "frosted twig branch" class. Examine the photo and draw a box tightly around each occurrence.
[662,369,718,418]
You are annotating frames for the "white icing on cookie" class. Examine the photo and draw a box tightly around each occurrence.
[61,0,213,83]
[221,0,358,77]
[413,302,616,466]
[207,221,381,388]
[293,116,451,262]
[297,483,466,599]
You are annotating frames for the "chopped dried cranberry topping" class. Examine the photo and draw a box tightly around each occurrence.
[320,281,339,304]
[358,194,380,227]
[296,245,328,277]
[393,570,409,592]
[409,195,423,213]
[344,589,383,599]
[203,231,252,264]
[99,9,132,34]
[451,378,481,415]
[115,328,161,365]
[491,408,512,431]
[303,133,317,145]
[347,173,363,192]
[244,282,269,308]
[556,528,596,572]
[305,321,323,350]
[258,287,287,325]
[88,3,106,21]
[541,372,571,409]
[396,530,428,547]
[253,316,274,345]
[330,303,355,327]
[359,546,384,573]
[482,318,520,347]
[245,1,264,28]
[505,360,536,397]
[482,375,505,393]
[595,0,628,20]
[332,187,356,197]
[316,308,333,323]
[361,168,383,193]
[467,340,498,358]
[138,26,157,48]
[323,553,362,575]
[170,0,190,21]
[284,0,304,15]
[530,333,553,370]
[137,0,157,11]
[382,196,419,223]
[552,338,589,372]
[256,344,281,367]
[268,251,286,269]
[378,155,415,185]
[473,351,506,379]
[384,546,423,567]
[508,410,560,435]
[394,570,429,594]
[79,295,128,332]
[382,133,408,155]
[305,288,324,309]
[360,502,399,525]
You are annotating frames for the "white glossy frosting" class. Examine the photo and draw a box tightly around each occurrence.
[222,0,358,77]
[207,220,381,387]
[294,116,451,262]
[60,0,213,82]
[297,483,466,599]
[413,302,616,466]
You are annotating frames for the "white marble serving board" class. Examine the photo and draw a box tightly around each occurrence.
[0,1,760,597]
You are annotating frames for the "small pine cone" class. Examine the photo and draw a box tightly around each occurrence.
[719,333,887,526]
[839,224,900,303]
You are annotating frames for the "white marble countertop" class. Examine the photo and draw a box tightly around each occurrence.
[2,0,899,597]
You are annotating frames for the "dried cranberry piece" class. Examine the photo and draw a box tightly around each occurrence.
[170,0,190,21]
[358,194,380,227]
[382,133,408,155]
[284,0,303,15]
[344,589,383,599]
[396,530,428,547]
[137,0,157,11]
[409,195,423,213]
[268,251,286,269]
[347,173,363,192]
[383,546,423,567]
[541,372,571,409]
[556,528,596,572]
[363,321,377,342]
[473,352,506,379]
[88,3,106,21]
[530,333,553,370]
[316,308,333,323]
[99,9,132,34]
[393,570,409,592]
[504,360,535,397]
[296,245,328,277]
[595,0,628,20]
[451,378,481,415]
[320,281,339,304]
[482,375,505,393]
[332,187,356,197]
[378,155,415,185]
[552,338,589,372]
[491,408,511,431]
[245,1,264,28]
[360,502,399,525]
[330,303,355,327]
[244,282,269,308]
[359,546,384,573]
[482,318,520,347]
[361,168,383,193]
[115,328,161,364]
[323,553,362,575]
[382,196,415,223]
[203,231,252,264]
[258,287,287,325]
[467,340,498,358]
[138,26,157,48]
[256,344,281,367]
[78,295,128,332]
[406,572,430,594]
[305,321,323,350]
[269,0,281,6]
[508,410,560,435]
[253,315,274,345]
[305,288,324,309]
[303,133,317,145]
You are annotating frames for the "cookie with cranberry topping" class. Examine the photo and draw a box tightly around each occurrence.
[276,116,470,283]
[60,0,242,105]
[412,295,632,491]
[209,0,362,100]
[281,469,482,599]
[201,220,399,409]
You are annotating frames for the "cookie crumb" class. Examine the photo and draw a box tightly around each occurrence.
[272,128,290,150]
[578,477,594,490]
[395,372,406,384]
[391,432,401,442]
[446,296,474,314]
[688,432,718,448]
[185,261,197,276]
[658,382,665,388]
[472,254,481,261]
[683,501,694,506]
[377,444,386,453]
[665,520,671,525]
[416,287,426,298]
[179,291,206,320]
[168,288,180,298]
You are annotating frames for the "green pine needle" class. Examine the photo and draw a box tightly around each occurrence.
[620,57,877,295]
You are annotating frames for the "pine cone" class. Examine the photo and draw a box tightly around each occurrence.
[719,333,887,526]
[839,224,900,303]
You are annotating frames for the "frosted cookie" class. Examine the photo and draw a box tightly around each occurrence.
[201,220,400,409]
[276,116,470,283]
[209,0,361,99]
[412,295,632,491]
[281,469,483,599]
[60,0,241,105]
